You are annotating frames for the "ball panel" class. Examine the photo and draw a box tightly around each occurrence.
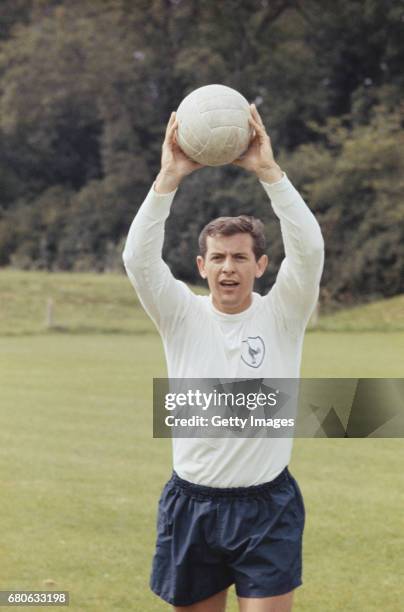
[196,95,249,114]
[176,97,211,161]
[177,122,205,153]
[205,110,249,129]
[198,127,249,165]
[186,83,246,103]
[178,131,211,163]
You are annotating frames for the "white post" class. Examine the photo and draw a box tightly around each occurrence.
[46,297,54,329]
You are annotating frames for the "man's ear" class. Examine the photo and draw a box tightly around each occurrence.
[255,254,268,279]
[196,255,207,279]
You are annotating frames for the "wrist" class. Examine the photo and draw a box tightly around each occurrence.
[154,170,181,194]
[256,164,283,184]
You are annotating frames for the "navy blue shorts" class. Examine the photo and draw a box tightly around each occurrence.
[150,467,305,607]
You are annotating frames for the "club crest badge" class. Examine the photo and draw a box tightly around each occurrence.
[241,336,265,369]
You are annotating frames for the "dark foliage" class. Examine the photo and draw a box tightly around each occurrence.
[0,0,402,302]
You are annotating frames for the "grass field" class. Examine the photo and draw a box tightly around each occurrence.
[0,269,403,611]
[1,268,404,336]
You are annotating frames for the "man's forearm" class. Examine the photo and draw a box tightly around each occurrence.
[261,174,324,254]
[122,185,174,270]
[261,173,324,327]
[155,170,182,194]
[121,183,191,329]
[255,163,283,184]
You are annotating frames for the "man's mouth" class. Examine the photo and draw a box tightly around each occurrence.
[219,280,240,287]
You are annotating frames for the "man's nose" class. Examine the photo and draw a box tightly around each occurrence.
[222,256,235,273]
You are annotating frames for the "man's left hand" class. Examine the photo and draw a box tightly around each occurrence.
[232,104,283,183]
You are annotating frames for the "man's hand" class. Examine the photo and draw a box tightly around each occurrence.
[155,112,203,193]
[232,104,283,184]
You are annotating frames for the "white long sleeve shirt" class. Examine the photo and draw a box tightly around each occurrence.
[123,173,324,486]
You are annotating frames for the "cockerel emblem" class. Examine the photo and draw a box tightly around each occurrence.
[241,336,265,368]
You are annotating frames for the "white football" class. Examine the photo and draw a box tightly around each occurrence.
[176,84,252,166]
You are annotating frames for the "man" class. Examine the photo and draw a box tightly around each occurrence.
[122,105,324,612]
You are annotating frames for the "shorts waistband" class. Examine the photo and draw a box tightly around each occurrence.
[170,467,290,499]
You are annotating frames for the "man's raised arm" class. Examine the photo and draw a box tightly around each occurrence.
[122,113,203,332]
[233,104,324,331]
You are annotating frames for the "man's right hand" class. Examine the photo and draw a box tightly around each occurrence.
[155,112,203,193]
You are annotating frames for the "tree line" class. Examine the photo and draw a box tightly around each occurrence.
[0,0,402,304]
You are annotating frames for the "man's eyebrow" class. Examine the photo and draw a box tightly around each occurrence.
[209,250,249,256]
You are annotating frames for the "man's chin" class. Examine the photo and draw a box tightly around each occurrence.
[215,293,239,305]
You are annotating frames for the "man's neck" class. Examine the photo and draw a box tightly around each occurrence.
[211,294,253,314]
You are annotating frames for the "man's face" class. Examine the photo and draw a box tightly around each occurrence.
[196,233,268,314]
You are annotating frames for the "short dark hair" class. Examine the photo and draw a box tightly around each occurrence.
[198,215,266,261]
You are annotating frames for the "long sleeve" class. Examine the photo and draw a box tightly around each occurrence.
[261,173,324,333]
[122,183,192,333]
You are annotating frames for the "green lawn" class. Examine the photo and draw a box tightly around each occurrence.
[0,269,403,611]
[1,268,403,336]
[315,294,404,332]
